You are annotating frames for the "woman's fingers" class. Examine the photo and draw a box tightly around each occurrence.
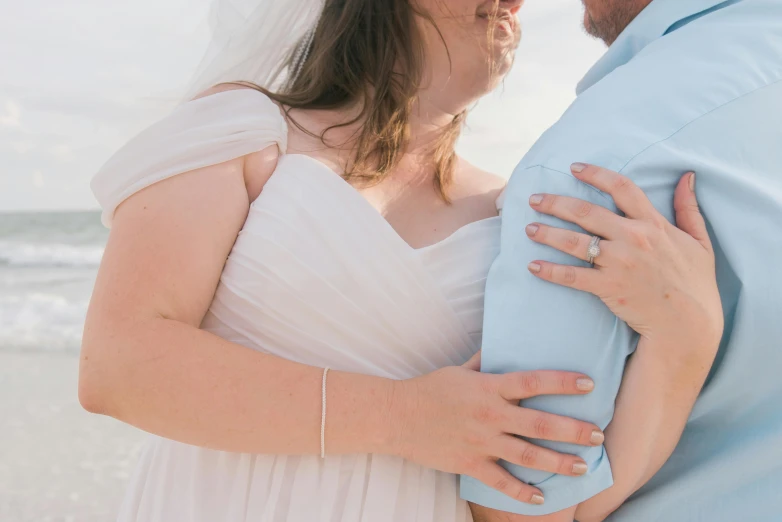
[526,223,614,266]
[673,173,713,252]
[570,163,658,220]
[527,261,600,294]
[472,463,545,505]
[496,436,592,477]
[502,406,604,447]
[529,193,625,240]
[497,370,595,401]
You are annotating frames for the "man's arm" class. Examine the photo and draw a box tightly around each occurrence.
[463,164,719,520]
[461,165,635,516]
[470,340,714,522]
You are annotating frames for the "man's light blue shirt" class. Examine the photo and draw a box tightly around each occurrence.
[460,0,782,519]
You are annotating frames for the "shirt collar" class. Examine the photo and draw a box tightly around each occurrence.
[576,0,735,94]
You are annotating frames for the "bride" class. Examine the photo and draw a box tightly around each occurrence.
[80,0,722,521]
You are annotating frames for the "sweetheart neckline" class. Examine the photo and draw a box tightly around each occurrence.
[280,153,501,253]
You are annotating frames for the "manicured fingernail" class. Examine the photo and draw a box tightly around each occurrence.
[689,172,696,192]
[591,430,605,445]
[525,224,539,237]
[529,194,544,206]
[572,462,588,476]
[531,494,545,505]
[576,378,594,391]
[528,262,541,273]
[571,162,587,173]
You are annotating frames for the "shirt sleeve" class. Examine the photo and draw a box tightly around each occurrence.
[460,165,639,516]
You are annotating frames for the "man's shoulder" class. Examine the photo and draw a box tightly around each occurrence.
[520,0,782,176]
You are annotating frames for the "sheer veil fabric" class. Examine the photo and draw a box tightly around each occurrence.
[184,0,326,98]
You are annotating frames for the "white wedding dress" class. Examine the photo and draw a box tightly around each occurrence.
[92,89,502,522]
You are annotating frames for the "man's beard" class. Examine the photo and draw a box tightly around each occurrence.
[583,1,646,46]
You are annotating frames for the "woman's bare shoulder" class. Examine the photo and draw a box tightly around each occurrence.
[452,157,507,204]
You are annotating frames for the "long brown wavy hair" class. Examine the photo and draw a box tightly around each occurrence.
[228,0,477,201]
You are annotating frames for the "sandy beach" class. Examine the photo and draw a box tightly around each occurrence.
[0,351,144,522]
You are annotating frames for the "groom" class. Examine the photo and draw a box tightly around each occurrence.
[462,0,782,521]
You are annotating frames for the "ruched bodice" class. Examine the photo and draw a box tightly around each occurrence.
[92,90,502,522]
[204,154,499,379]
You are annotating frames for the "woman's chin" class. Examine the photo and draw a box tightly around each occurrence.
[471,66,513,98]
[492,47,517,77]
[492,28,521,70]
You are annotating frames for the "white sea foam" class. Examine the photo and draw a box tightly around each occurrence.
[0,293,88,353]
[0,241,104,268]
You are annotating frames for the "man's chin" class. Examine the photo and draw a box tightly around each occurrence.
[582,8,609,43]
[582,9,597,39]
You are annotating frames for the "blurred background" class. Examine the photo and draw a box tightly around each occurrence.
[0,0,603,520]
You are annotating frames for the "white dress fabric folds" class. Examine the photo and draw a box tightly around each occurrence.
[92,89,502,522]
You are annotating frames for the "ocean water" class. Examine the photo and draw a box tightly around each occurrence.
[0,211,107,354]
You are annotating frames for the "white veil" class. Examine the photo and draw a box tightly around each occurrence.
[183,0,326,99]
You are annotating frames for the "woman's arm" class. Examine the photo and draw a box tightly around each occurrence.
[81,149,409,456]
[78,149,382,455]
[472,336,713,522]
[573,335,715,522]
[471,167,722,522]
[80,148,607,504]
[573,170,721,521]
[470,341,711,522]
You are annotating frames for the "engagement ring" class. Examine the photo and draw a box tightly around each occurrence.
[587,236,602,265]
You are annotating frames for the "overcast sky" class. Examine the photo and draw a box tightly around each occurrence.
[0,0,605,212]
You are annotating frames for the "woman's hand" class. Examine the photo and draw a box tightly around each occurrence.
[388,352,604,506]
[466,166,725,522]
[525,164,723,352]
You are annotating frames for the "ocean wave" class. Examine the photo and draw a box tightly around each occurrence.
[0,293,88,353]
[0,241,104,268]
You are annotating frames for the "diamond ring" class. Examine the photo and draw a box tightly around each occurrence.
[586,236,602,265]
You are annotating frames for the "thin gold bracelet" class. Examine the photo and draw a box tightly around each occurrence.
[320,367,330,459]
